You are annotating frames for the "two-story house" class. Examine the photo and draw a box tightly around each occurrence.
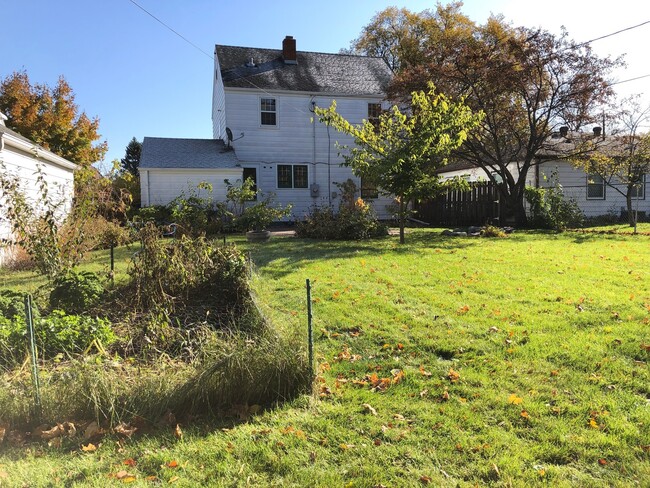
[140,36,394,219]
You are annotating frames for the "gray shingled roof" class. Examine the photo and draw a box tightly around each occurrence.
[139,137,240,169]
[216,45,393,95]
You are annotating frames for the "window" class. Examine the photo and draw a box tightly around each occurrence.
[277,164,308,189]
[261,98,276,126]
[630,175,646,199]
[586,174,605,199]
[242,167,257,201]
[368,103,382,128]
[360,176,379,199]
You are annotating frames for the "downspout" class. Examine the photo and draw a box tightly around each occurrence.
[310,97,317,195]
[145,170,150,206]
[327,125,331,206]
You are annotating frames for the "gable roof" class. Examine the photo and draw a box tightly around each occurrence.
[139,137,240,170]
[0,123,78,171]
[216,45,393,96]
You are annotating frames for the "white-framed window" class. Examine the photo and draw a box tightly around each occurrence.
[586,173,605,199]
[277,164,308,189]
[260,97,277,126]
[630,174,646,199]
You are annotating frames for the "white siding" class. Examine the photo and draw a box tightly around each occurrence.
[539,161,650,218]
[141,168,243,207]
[224,89,394,219]
[0,143,75,265]
[212,57,227,141]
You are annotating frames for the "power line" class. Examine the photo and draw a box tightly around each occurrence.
[127,0,213,60]
[573,20,650,50]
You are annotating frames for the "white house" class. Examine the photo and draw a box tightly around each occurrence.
[140,35,395,219]
[437,127,649,220]
[0,112,77,266]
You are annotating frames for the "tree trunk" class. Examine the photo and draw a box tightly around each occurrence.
[626,190,635,227]
[498,186,528,227]
[399,199,406,244]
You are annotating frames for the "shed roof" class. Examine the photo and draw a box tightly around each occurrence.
[139,137,240,170]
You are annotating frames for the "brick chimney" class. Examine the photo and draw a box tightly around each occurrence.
[593,126,602,137]
[282,36,297,65]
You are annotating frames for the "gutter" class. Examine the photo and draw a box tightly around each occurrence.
[0,129,78,171]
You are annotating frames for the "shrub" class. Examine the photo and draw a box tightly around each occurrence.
[481,225,507,238]
[525,177,585,231]
[296,182,387,240]
[49,271,104,314]
[0,290,37,320]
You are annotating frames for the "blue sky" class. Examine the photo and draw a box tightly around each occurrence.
[3,0,649,170]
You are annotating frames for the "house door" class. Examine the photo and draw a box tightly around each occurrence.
[243,167,257,200]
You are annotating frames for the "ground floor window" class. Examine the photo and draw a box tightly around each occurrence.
[630,174,646,199]
[586,173,605,199]
[360,176,379,199]
[277,164,308,189]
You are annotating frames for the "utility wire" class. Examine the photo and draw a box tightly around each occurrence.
[573,20,650,50]
[127,0,213,60]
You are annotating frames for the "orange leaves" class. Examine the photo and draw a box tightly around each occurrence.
[457,304,470,315]
[447,368,460,383]
[418,365,432,377]
[81,443,97,452]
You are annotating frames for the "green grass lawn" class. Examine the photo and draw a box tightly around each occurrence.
[1,229,649,487]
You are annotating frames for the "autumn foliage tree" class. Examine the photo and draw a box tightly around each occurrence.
[316,82,482,243]
[351,3,622,225]
[0,71,107,166]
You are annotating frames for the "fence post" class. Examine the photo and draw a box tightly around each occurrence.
[24,294,42,420]
[110,243,115,285]
[306,279,314,378]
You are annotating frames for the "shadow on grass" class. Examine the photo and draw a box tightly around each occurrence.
[246,230,484,278]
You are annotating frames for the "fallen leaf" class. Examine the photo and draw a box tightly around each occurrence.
[166,460,179,469]
[520,410,529,419]
[420,475,432,484]
[114,423,137,439]
[508,394,523,405]
[83,421,102,441]
[123,458,137,467]
[362,403,377,416]
[447,369,460,383]
[169,476,180,483]
[174,424,183,440]
[441,390,450,401]
[418,366,432,377]
[309,451,317,463]
[81,443,97,452]
[373,438,382,446]
[40,424,64,440]
[115,470,132,479]
[0,426,5,443]
[598,458,608,465]
[121,476,136,484]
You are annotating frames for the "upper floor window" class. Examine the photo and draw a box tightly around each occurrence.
[586,173,605,199]
[261,98,277,126]
[368,103,382,128]
[277,164,308,189]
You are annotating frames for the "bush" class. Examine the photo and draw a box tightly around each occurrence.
[296,200,387,240]
[525,178,585,231]
[0,290,38,320]
[49,271,104,314]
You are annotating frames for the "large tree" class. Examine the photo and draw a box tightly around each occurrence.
[352,3,621,225]
[316,82,482,243]
[0,71,107,166]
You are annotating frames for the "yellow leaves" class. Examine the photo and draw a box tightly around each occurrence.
[339,443,354,451]
[520,410,530,419]
[508,394,523,405]
[81,443,97,452]
[174,424,183,440]
[588,418,600,429]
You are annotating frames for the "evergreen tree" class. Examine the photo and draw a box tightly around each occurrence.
[120,137,142,176]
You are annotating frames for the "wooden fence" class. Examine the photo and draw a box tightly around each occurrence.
[414,182,501,227]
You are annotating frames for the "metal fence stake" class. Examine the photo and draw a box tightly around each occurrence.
[25,294,42,420]
[306,279,314,378]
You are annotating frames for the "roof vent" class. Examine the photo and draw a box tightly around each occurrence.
[245,57,256,68]
[559,126,569,137]
[282,35,297,65]
[593,126,602,136]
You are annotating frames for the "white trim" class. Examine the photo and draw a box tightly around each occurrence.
[259,95,278,128]
[0,131,78,171]
[225,86,386,100]
[276,163,309,189]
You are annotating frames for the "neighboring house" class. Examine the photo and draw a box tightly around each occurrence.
[437,126,649,219]
[140,35,395,219]
[0,111,77,265]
